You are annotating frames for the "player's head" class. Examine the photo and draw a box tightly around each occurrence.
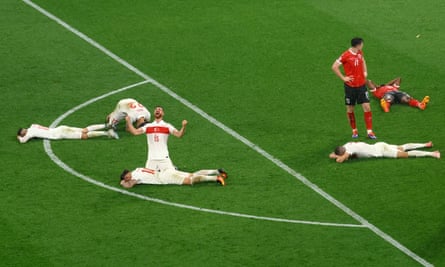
[120,169,131,181]
[17,128,27,137]
[153,106,164,120]
[351,37,364,49]
[334,146,346,156]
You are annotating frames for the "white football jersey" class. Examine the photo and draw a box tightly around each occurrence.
[108,98,151,125]
[140,120,177,160]
[343,142,382,158]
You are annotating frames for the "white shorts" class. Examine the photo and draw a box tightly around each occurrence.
[145,158,175,172]
[375,142,399,158]
[56,126,82,139]
[136,169,188,185]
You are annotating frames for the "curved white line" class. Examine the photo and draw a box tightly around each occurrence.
[43,82,364,228]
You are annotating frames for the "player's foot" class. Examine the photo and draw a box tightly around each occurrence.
[367,131,377,139]
[380,99,390,112]
[432,151,440,159]
[419,96,430,110]
[218,168,228,180]
[352,129,359,138]
[216,176,226,186]
[108,129,119,139]
[425,141,433,148]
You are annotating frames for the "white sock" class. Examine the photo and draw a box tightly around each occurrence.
[86,124,106,131]
[407,150,433,157]
[191,175,217,184]
[193,169,219,176]
[87,131,108,138]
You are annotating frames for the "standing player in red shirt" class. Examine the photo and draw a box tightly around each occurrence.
[332,37,376,139]
[366,77,430,112]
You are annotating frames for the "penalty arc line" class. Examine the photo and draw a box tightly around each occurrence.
[43,81,365,229]
[23,0,432,266]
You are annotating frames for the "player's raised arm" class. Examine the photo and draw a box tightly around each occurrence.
[385,77,401,86]
[172,120,188,138]
[125,116,144,135]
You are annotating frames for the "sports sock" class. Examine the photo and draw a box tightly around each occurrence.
[408,99,420,108]
[402,143,427,151]
[364,111,373,131]
[407,150,434,157]
[86,124,106,131]
[193,170,219,176]
[347,112,356,129]
[87,131,108,138]
[191,175,217,184]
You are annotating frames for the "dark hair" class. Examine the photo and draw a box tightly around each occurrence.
[17,128,24,136]
[334,146,346,156]
[351,37,363,47]
[120,169,130,180]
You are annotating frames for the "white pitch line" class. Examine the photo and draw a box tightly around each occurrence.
[43,82,365,229]
[24,1,433,266]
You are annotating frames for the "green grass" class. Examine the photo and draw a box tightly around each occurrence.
[2,0,445,266]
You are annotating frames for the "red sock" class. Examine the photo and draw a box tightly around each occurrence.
[364,111,373,130]
[347,112,356,129]
[409,99,420,107]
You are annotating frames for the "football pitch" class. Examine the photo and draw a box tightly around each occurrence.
[2,0,445,266]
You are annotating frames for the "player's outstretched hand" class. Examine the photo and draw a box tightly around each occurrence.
[182,120,188,127]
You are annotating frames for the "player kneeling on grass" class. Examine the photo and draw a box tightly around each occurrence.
[106,98,151,129]
[329,141,440,163]
[17,123,119,143]
[120,167,228,188]
[366,78,430,112]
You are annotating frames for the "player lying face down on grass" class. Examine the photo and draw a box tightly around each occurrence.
[106,98,151,130]
[366,78,430,112]
[17,123,119,143]
[329,141,440,163]
[119,167,228,188]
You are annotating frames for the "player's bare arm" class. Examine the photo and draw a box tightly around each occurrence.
[335,153,350,163]
[366,79,378,91]
[173,120,188,138]
[331,61,353,83]
[120,179,137,188]
[363,58,368,78]
[125,116,144,135]
[385,77,401,86]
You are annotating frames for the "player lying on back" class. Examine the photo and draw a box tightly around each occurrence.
[120,167,228,188]
[106,98,151,129]
[366,78,430,112]
[329,141,440,163]
[17,123,119,143]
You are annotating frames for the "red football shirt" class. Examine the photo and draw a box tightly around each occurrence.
[337,49,366,87]
[372,85,399,99]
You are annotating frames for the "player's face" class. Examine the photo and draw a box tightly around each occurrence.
[154,107,164,119]
[356,42,364,50]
